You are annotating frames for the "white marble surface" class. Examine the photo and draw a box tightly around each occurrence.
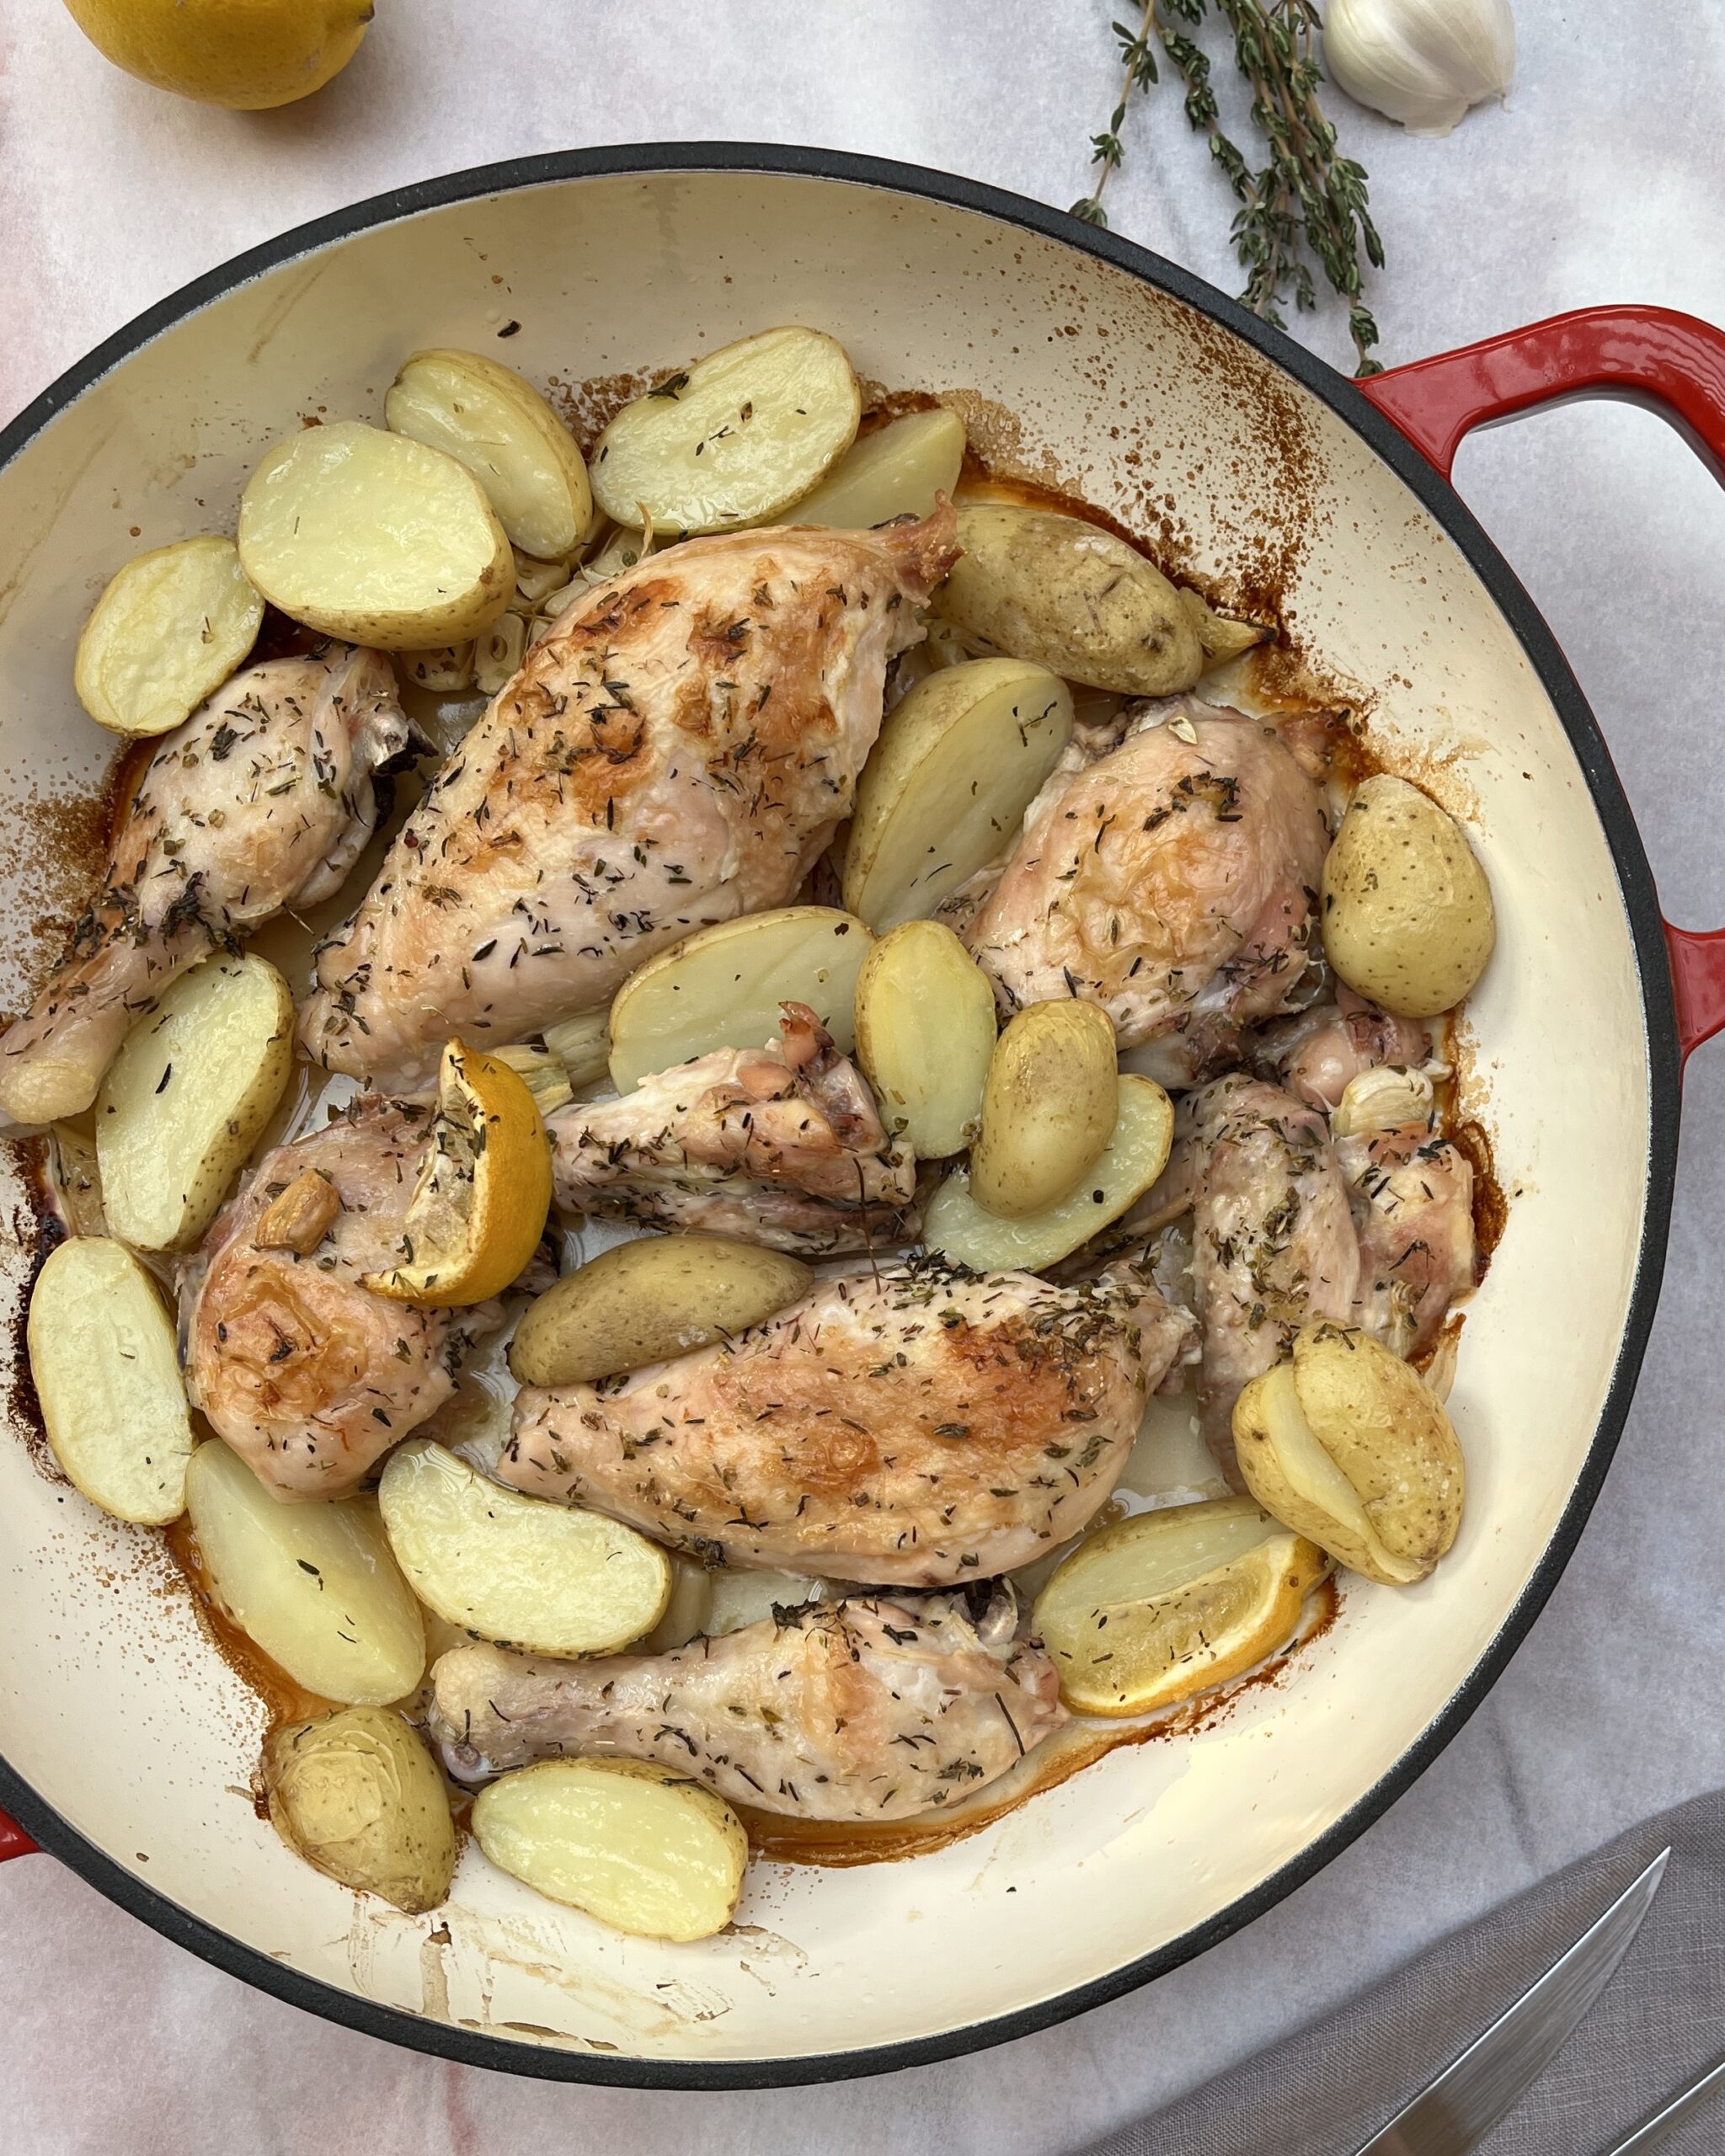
[4,3,1725,2150]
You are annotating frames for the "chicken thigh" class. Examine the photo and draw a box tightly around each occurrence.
[1339,1122,1476,1358]
[547,1002,916,1253]
[430,1590,1066,1818]
[965,699,1330,1086]
[179,1097,489,1498]
[500,1259,1194,1585]
[302,507,959,1090]
[0,646,407,1123]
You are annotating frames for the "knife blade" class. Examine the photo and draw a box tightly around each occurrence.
[1350,1846,1669,2156]
[1603,2049,1725,2154]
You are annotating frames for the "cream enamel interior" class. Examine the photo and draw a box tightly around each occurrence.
[0,166,1653,2071]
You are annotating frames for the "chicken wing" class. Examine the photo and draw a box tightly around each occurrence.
[178,1097,491,1498]
[0,646,407,1123]
[301,507,959,1090]
[500,1259,1194,1586]
[430,1589,1066,1819]
[547,1002,915,1253]
[965,698,1329,1086]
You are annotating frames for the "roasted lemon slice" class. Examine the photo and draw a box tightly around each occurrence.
[1031,1497,1327,1718]
[366,1041,552,1308]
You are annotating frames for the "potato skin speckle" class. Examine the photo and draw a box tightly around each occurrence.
[1319,774,1494,1017]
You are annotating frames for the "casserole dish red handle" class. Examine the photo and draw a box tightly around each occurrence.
[1356,303,1725,1066]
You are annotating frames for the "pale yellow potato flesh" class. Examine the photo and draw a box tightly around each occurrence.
[969,1000,1119,1218]
[378,1441,670,1656]
[922,1074,1173,1271]
[96,953,295,1251]
[238,420,514,648]
[386,349,592,561]
[786,406,966,529]
[1321,775,1496,1018]
[184,1441,425,1705]
[607,905,874,1092]
[473,1758,748,1941]
[27,1235,194,1524]
[592,326,860,534]
[74,536,263,738]
[852,921,996,1158]
[843,658,1072,931]
[262,1705,457,1915]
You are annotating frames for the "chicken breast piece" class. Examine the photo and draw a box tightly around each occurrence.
[430,1590,1066,1819]
[547,1001,916,1253]
[1339,1122,1476,1358]
[302,507,959,1090]
[1251,989,1429,1112]
[965,698,1330,1086]
[500,1260,1194,1586]
[178,1097,489,1498]
[0,646,407,1124]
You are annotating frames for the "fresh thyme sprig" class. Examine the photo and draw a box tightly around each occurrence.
[1070,2,1385,375]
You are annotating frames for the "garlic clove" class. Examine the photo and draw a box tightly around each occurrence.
[1322,0,1515,137]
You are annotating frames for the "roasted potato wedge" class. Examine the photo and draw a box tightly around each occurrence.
[591,326,860,533]
[238,419,513,648]
[786,406,966,528]
[184,1440,425,1705]
[386,349,592,562]
[970,1000,1119,1218]
[1321,775,1496,1017]
[473,1758,748,1940]
[27,1235,194,1524]
[262,1706,457,1914]
[379,1441,670,1656]
[852,921,996,1158]
[74,536,263,738]
[922,1073,1173,1271]
[510,1235,812,1386]
[936,505,1204,695]
[1032,1497,1327,1715]
[607,905,874,1091]
[844,658,1073,931]
[1232,1323,1465,1585]
[96,953,295,1251]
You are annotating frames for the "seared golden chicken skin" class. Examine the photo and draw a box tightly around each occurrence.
[0,646,406,1124]
[547,1002,916,1253]
[965,699,1329,1086]
[302,507,959,1089]
[499,1260,1194,1585]
[179,1098,486,1499]
[430,1591,1066,1818]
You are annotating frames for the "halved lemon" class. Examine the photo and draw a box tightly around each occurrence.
[366,1041,552,1309]
[1031,1497,1327,1718]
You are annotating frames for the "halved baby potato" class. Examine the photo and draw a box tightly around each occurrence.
[852,921,996,1158]
[262,1705,457,1915]
[607,905,875,1091]
[843,658,1073,931]
[184,1440,425,1705]
[508,1236,813,1387]
[378,1440,670,1656]
[472,1758,748,1941]
[922,1073,1174,1271]
[1032,1496,1327,1716]
[27,1235,195,1524]
[591,327,861,534]
[386,349,592,562]
[96,953,295,1251]
[970,999,1119,1218]
[238,420,514,648]
[1232,1323,1466,1585]
[786,405,966,529]
[74,536,264,738]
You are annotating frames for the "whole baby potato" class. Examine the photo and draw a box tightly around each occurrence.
[852,921,997,1158]
[262,1706,457,1914]
[970,999,1119,1218]
[1321,775,1495,1018]
[1232,1322,1465,1586]
[935,504,1204,696]
[509,1235,814,1386]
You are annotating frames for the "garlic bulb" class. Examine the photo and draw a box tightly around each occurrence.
[1322,0,1514,137]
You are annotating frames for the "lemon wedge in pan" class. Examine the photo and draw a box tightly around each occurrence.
[366,1041,552,1309]
[1032,1497,1327,1718]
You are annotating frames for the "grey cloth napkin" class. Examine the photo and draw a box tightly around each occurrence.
[1082,1788,1725,2156]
